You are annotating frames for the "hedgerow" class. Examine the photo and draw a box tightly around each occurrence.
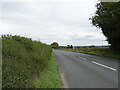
[2,35,52,88]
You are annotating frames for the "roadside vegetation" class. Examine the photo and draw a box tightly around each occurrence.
[2,35,61,88]
[57,46,120,59]
[35,53,62,88]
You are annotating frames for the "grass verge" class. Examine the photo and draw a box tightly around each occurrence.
[35,52,62,88]
[57,48,120,60]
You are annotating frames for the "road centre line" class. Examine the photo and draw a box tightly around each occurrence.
[67,51,116,71]
[79,57,87,60]
[92,61,117,71]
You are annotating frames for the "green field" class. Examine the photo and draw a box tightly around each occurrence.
[2,35,61,88]
[57,47,120,59]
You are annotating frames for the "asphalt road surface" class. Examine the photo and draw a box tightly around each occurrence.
[53,50,118,88]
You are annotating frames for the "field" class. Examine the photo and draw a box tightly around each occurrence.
[58,46,120,59]
[2,35,53,88]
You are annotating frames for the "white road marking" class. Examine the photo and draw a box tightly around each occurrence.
[68,52,73,54]
[79,57,87,60]
[92,61,117,71]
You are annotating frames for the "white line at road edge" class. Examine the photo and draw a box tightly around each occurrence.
[92,61,117,71]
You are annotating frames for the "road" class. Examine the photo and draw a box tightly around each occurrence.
[53,50,118,88]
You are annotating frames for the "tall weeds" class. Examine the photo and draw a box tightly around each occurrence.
[2,35,52,88]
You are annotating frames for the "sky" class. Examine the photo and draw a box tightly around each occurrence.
[0,0,109,46]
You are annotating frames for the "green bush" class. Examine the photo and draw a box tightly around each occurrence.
[2,35,52,88]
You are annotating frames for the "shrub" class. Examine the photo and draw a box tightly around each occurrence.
[2,35,52,88]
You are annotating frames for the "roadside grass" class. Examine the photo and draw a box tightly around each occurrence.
[57,47,120,60]
[35,52,62,88]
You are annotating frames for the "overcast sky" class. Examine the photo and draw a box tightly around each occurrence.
[0,0,108,46]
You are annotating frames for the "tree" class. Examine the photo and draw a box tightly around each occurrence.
[70,45,73,48]
[51,42,59,48]
[67,45,73,49]
[67,45,70,48]
[91,2,120,53]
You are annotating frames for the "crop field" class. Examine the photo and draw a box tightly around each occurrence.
[2,35,52,88]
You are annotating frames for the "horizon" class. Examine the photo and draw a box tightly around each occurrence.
[0,0,108,46]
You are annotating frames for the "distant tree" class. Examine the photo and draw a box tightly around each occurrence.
[70,45,73,48]
[89,45,95,48]
[91,2,120,53]
[51,42,59,48]
[67,45,70,48]
[67,45,73,49]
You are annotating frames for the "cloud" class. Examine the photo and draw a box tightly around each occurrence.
[1,1,108,46]
[1,0,99,3]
